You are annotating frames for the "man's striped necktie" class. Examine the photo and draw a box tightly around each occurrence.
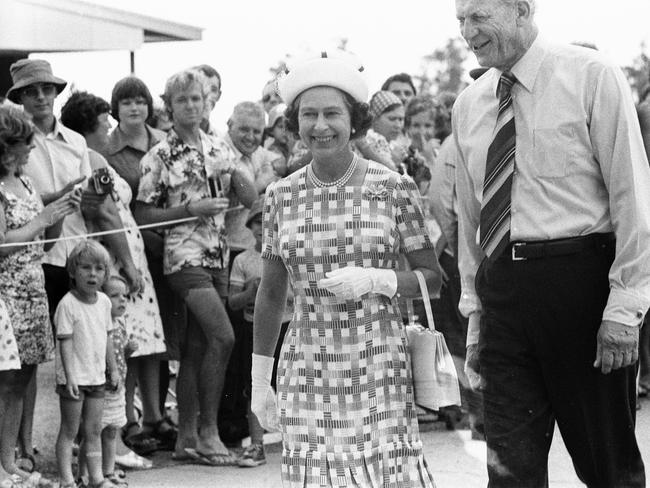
[479,72,517,259]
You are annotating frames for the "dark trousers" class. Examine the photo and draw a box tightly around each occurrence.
[476,238,644,488]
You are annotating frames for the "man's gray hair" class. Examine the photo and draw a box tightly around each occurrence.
[229,101,266,124]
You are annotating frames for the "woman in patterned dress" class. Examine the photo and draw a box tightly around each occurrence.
[0,106,79,487]
[252,51,442,487]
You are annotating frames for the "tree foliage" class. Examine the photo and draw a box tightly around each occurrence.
[622,42,650,103]
[415,37,469,96]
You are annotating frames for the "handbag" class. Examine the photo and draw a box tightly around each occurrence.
[405,270,461,410]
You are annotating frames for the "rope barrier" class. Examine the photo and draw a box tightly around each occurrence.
[0,206,243,248]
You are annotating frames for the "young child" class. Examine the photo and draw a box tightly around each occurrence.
[228,198,292,468]
[54,240,118,488]
[79,275,140,487]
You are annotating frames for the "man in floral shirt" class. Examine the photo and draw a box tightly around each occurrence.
[135,68,256,465]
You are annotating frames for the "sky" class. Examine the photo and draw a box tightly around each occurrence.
[34,0,650,128]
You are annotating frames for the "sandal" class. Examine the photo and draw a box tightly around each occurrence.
[89,480,117,488]
[121,422,160,456]
[144,417,177,451]
[0,474,26,488]
[104,473,127,487]
[114,451,152,470]
[14,454,36,474]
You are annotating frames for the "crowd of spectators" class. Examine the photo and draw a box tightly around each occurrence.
[0,50,647,488]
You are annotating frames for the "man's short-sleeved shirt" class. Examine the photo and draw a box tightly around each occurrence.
[137,129,237,274]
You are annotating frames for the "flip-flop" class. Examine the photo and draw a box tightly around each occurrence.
[182,448,237,467]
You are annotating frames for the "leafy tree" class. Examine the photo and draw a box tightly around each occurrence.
[622,42,650,103]
[415,37,469,96]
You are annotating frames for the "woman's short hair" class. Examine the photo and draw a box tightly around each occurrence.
[284,88,372,141]
[0,106,34,177]
[66,240,111,287]
[162,69,207,115]
[405,95,455,141]
[380,73,417,96]
[61,91,110,136]
[110,76,154,123]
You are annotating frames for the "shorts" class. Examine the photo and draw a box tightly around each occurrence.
[166,266,229,356]
[166,266,229,299]
[56,384,105,401]
[102,386,127,429]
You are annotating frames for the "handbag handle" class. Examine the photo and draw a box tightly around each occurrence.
[413,270,436,331]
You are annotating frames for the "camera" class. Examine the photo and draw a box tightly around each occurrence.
[91,168,114,196]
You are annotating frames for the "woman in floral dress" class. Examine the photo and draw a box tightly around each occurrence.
[251,52,442,487]
[0,106,79,486]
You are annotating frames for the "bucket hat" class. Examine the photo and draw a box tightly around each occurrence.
[6,59,67,103]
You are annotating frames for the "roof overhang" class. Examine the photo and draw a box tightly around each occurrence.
[0,0,203,53]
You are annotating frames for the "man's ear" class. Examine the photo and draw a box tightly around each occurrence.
[515,0,533,24]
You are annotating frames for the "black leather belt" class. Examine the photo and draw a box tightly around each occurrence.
[510,233,615,261]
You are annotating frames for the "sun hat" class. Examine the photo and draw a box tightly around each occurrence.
[266,103,287,129]
[6,59,67,103]
[368,90,402,119]
[277,49,368,106]
[245,198,264,228]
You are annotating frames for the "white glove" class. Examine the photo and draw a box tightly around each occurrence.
[251,353,280,432]
[464,313,482,391]
[318,266,397,300]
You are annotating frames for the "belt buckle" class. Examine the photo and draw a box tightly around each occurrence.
[511,242,526,261]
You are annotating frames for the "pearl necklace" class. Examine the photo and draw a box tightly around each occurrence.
[309,154,358,188]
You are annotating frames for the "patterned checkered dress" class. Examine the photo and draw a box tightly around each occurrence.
[262,161,436,488]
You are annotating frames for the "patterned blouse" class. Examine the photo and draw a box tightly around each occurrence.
[137,129,237,274]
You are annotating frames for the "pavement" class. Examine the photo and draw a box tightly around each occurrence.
[30,361,650,488]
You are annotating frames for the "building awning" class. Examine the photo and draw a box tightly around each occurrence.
[0,0,203,54]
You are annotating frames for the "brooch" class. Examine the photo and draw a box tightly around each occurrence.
[363,183,389,201]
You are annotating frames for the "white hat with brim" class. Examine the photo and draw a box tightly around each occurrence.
[278,50,368,106]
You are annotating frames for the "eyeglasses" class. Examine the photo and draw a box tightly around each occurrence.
[21,83,57,99]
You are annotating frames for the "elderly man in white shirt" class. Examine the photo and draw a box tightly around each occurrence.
[224,101,283,257]
[453,0,650,486]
